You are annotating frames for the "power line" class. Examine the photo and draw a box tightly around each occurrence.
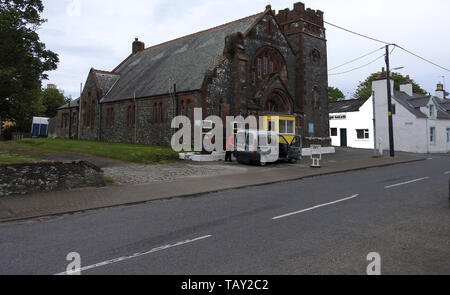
[329,46,385,72]
[325,20,450,73]
[324,21,392,45]
[394,44,450,72]
[329,54,386,76]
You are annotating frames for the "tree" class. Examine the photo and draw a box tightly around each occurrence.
[0,0,59,130]
[353,72,427,100]
[41,88,70,118]
[328,86,345,102]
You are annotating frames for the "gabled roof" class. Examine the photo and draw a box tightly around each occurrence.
[57,98,80,110]
[102,12,266,103]
[329,98,368,113]
[394,91,450,119]
[393,91,428,118]
[93,70,120,98]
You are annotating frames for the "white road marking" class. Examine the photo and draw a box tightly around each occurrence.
[54,235,212,275]
[272,194,360,220]
[444,171,450,175]
[384,177,430,189]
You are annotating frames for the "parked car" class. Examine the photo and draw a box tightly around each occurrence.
[235,129,302,166]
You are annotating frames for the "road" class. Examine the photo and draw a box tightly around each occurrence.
[0,155,449,275]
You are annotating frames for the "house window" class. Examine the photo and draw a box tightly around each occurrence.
[127,104,135,127]
[356,129,370,139]
[257,57,262,77]
[330,128,338,137]
[263,56,268,75]
[429,105,435,117]
[180,100,185,116]
[106,106,114,127]
[186,100,192,121]
[430,127,436,144]
[153,103,157,123]
[159,102,163,123]
[279,120,295,135]
[240,63,246,83]
[90,99,95,127]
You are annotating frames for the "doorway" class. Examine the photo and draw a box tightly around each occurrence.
[340,129,347,147]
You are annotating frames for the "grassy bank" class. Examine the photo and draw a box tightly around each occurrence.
[3,138,179,164]
[0,149,42,164]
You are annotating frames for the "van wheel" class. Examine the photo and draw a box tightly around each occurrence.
[260,161,267,167]
[289,158,297,164]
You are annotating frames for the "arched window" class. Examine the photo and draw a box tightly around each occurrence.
[159,103,163,123]
[313,86,321,109]
[186,100,192,120]
[180,100,185,116]
[311,49,321,66]
[252,46,288,85]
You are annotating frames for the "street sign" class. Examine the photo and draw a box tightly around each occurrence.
[310,145,322,168]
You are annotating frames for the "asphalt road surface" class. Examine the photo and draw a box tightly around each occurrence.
[0,155,449,275]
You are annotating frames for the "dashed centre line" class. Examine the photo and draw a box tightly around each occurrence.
[272,194,360,220]
[54,235,212,275]
[384,177,430,189]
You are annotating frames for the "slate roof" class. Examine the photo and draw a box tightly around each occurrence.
[393,91,428,118]
[329,98,368,113]
[101,12,264,103]
[394,91,450,119]
[57,98,79,110]
[93,70,120,97]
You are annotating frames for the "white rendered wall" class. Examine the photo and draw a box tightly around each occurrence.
[329,97,374,149]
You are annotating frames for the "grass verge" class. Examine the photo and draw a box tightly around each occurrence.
[0,149,42,164]
[9,138,179,164]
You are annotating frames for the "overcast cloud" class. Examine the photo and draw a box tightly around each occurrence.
[40,0,450,99]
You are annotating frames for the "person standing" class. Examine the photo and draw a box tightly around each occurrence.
[225,134,235,162]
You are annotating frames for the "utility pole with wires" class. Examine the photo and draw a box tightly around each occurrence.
[385,45,395,157]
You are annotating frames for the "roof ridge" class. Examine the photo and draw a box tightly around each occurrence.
[93,69,120,75]
[141,11,264,53]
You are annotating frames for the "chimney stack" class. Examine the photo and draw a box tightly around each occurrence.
[132,37,145,54]
[399,75,413,96]
[436,83,444,99]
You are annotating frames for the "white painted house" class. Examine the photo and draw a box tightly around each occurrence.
[373,77,450,154]
[329,74,450,154]
[329,98,374,149]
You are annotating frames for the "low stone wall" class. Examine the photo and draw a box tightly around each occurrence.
[0,161,105,197]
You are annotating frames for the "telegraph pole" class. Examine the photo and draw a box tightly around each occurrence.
[385,45,395,157]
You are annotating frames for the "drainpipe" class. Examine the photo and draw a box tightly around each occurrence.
[134,92,137,144]
[372,91,377,156]
[78,83,83,139]
[98,99,102,141]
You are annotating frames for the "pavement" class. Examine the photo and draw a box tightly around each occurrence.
[0,148,427,222]
[0,152,448,275]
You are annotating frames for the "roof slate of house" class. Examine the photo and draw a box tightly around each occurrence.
[101,12,264,103]
[57,98,80,110]
[394,91,450,119]
[329,98,368,113]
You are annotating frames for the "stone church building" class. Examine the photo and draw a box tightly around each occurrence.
[56,2,331,147]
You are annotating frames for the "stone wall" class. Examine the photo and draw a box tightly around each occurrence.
[0,161,105,197]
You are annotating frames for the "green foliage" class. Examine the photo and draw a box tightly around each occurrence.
[41,88,69,118]
[353,72,428,100]
[0,0,59,130]
[328,86,345,102]
[0,149,41,163]
[15,138,180,164]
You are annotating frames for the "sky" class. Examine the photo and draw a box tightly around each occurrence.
[39,0,450,99]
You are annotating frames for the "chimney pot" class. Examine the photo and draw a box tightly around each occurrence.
[132,37,145,54]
